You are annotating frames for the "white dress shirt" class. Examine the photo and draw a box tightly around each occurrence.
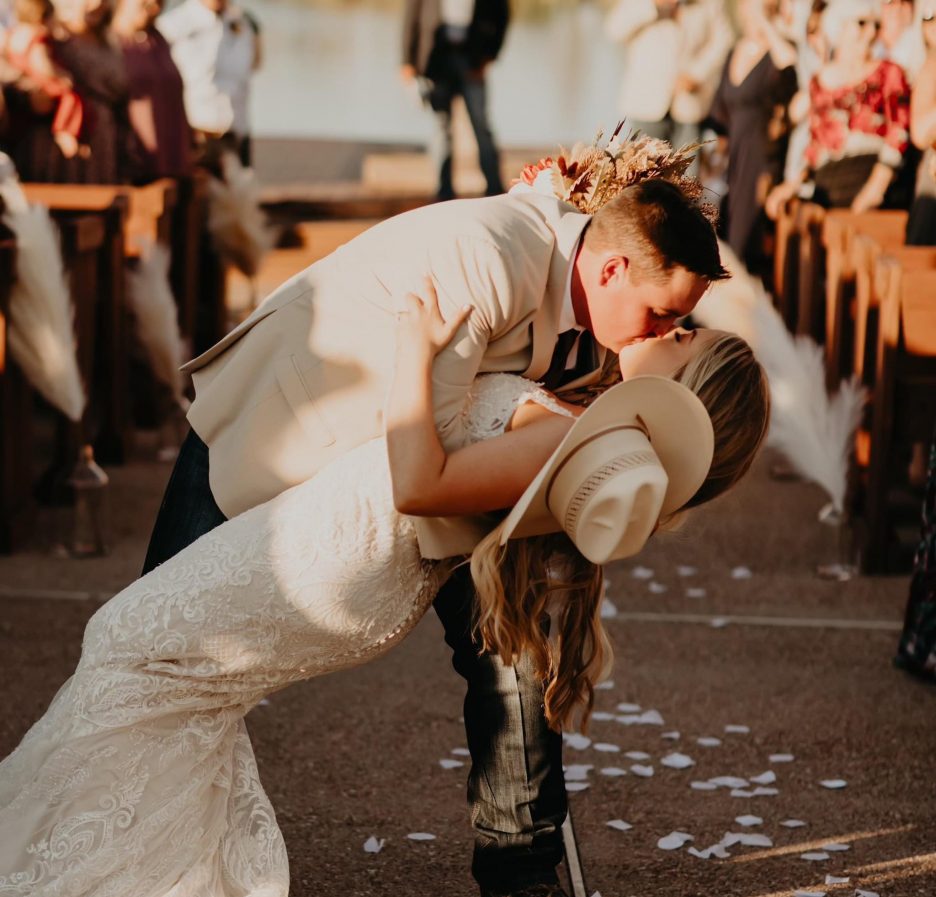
[157,0,256,137]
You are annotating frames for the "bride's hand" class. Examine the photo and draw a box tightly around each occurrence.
[396,277,473,358]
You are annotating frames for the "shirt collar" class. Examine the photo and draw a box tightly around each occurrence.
[559,234,585,333]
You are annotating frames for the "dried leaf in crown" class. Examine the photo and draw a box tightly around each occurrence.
[528,124,716,222]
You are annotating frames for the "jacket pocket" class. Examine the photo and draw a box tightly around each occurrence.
[273,355,337,448]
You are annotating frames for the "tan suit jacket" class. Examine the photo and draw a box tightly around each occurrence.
[606,0,733,125]
[182,192,603,558]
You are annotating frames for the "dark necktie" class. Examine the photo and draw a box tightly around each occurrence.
[541,329,584,391]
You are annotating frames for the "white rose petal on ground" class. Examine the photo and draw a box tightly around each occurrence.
[564,764,593,781]
[825,875,851,884]
[793,891,826,897]
[564,733,592,750]
[657,832,694,850]
[800,851,831,861]
[363,836,385,853]
[752,787,780,796]
[735,815,763,827]
[565,782,590,792]
[677,565,698,577]
[591,712,615,722]
[606,819,633,832]
[661,753,695,769]
[821,843,851,852]
[731,789,756,798]
[625,751,651,761]
[600,599,618,619]
[451,748,470,757]
[750,771,777,785]
[616,702,642,713]
[781,819,808,828]
[737,833,773,847]
[691,781,718,791]
[697,736,722,747]
[595,680,615,691]
[855,890,880,897]
[820,779,848,789]
[407,833,436,841]
[631,566,654,579]
[770,753,795,763]
[593,743,621,753]
[600,767,628,777]
[630,764,655,778]
[724,725,751,734]
[686,587,707,598]
[258,698,271,706]
[662,730,682,741]
[731,566,753,579]
[710,776,750,789]
[648,581,667,594]
[439,759,464,770]
[710,617,730,628]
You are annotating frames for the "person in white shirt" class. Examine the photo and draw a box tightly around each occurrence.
[157,0,258,164]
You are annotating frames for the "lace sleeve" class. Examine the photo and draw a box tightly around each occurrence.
[457,373,575,446]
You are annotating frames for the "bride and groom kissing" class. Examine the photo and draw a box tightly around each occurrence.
[0,154,769,896]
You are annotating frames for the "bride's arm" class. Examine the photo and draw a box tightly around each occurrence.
[386,280,576,517]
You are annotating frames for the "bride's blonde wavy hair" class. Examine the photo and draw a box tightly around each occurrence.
[469,332,769,733]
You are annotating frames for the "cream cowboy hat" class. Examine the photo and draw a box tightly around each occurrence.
[499,376,714,564]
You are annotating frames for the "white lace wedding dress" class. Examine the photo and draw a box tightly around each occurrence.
[0,374,571,897]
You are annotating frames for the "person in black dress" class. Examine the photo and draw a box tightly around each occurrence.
[708,0,797,271]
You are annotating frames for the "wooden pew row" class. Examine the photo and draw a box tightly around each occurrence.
[862,261,936,572]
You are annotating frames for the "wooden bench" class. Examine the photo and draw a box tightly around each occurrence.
[861,260,936,572]
[772,198,801,330]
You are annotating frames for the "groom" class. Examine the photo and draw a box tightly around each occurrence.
[143,178,726,897]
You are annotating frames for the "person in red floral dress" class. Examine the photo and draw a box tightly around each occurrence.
[767,0,912,214]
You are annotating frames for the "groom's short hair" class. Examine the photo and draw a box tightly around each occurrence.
[584,179,729,285]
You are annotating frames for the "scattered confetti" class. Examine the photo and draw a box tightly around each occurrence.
[592,712,615,722]
[565,782,590,792]
[617,710,665,726]
[731,566,753,579]
[564,733,592,750]
[677,565,698,577]
[731,788,756,798]
[750,770,777,785]
[686,587,707,598]
[820,779,848,790]
[600,767,628,777]
[451,748,470,757]
[407,833,436,841]
[439,759,464,770]
[781,819,808,828]
[697,736,722,747]
[709,776,749,789]
[625,751,651,761]
[735,815,763,827]
[752,787,780,796]
[735,833,773,847]
[616,702,641,713]
[821,843,851,853]
[631,566,654,579]
[657,831,694,850]
[801,851,831,862]
[606,819,633,832]
[630,764,655,778]
[662,731,681,740]
[564,764,593,781]
[691,781,718,791]
[825,876,851,885]
[689,843,731,859]
[770,753,795,763]
[661,752,695,769]
[793,891,826,897]
[648,581,667,594]
[593,743,621,753]
[725,725,751,734]
[363,836,385,853]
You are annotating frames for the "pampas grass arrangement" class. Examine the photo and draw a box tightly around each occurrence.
[126,242,188,410]
[0,165,85,422]
[206,150,274,279]
[693,243,865,514]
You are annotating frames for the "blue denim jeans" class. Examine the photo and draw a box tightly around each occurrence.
[142,429,566,891]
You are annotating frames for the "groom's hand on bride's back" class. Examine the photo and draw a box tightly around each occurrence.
[395,276,474,361]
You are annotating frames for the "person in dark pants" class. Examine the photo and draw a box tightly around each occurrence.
[401,0,508,200]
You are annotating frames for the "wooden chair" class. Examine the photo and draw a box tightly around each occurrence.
[862,260,936,572]
[793,202,827,340]
[772,197,801,330]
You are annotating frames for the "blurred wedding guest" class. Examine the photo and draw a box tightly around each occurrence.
[2,0,85,160]
[905,1,936,243]
[157,0,258,166]
[605,0,733,175]
[767,0,912,216]
[709,0,797,270]
[112,0,191,181]
[876,0,925,80]
[401,0,508,201]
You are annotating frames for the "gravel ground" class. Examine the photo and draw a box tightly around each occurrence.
[1,445,934,897]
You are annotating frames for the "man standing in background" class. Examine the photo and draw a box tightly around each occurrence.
[401,0,508,200]
[605,0,733,174]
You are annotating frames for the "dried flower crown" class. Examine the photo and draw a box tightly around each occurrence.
[516,123,717,223]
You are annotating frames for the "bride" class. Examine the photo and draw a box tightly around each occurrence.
[0,282,768,896]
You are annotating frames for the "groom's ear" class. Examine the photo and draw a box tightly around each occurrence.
[599,255,629,287]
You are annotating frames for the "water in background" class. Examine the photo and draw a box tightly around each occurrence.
[251,2,622,147]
